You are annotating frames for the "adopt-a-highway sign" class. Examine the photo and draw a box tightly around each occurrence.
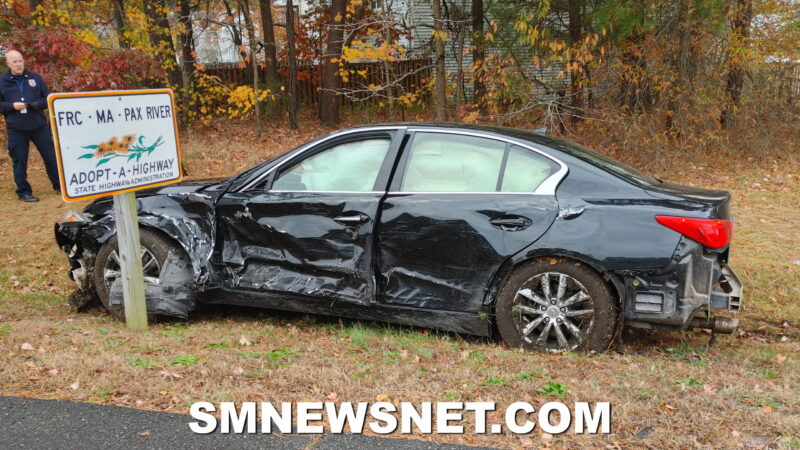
[48,89,182,202]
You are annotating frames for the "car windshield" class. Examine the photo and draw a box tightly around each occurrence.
[542,137,661,186]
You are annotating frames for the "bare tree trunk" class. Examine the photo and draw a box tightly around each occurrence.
[567,0,584,123]
[432,0,448,121]
[178,0,196,117]
[143,0,182,90]
[259,0,280,85]
[721,0,753,129]
[238,0,261,136]
[286,0,298,129]
[112,0,130,49]
[318,0,347,125]
[668,0,694,134]
[472,0,485,113]
[455,17,466,120]
[383,8,396,121]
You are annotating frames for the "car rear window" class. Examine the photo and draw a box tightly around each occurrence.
[501,145,557,192]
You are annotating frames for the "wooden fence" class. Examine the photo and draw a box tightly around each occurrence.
[202,58,432,106]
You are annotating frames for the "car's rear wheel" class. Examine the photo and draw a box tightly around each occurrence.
[93,228,184,321]
[496,259,618,353]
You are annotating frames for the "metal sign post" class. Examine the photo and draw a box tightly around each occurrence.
[48,89,183,330]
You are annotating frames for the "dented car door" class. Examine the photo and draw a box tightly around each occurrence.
[377,131,564,312]
[216,130,403,304]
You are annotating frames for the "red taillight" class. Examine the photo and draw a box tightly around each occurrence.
[655,216,733,249]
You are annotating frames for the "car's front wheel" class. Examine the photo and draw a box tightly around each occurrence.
[93,228,186,321]
[496,259,618,353]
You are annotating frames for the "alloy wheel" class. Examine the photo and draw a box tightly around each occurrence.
[511,272,595,351]
[102,247,162,291]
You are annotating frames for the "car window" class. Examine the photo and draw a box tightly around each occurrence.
[501,145,557,192]
[401,133,506,192]
[272,138,391,192]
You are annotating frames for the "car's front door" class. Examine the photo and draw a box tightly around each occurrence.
[376,130,563,312]
[216,129,403,304]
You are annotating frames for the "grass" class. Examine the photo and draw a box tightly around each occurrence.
[171,355,200,366]
[0,115,798,447]
[536,381,570,398]
[127,357,159,369]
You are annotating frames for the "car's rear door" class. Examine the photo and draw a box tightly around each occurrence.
[376,130,565,312]
[216,128,404,304]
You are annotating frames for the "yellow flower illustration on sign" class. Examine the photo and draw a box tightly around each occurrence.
[78,135,164,167]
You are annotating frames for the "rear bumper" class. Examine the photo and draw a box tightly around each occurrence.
[621,239,743,332]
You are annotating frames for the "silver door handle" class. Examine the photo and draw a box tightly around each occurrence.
[333,214,369,225]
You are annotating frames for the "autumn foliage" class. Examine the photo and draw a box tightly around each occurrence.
[2,25,161,92]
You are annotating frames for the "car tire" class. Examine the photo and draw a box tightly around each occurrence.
[93,228,186,322]
[496,259,618,353]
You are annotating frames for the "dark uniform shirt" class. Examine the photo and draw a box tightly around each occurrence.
[0,69,50,132]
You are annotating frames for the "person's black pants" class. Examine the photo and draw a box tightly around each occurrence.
[7,125,60,196]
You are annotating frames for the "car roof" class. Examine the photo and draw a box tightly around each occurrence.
[350,122,661,188]
[349,122,560,147]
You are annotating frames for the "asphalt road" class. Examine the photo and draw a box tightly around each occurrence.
[0,396,493,449]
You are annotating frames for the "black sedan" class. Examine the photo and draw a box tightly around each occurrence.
[55,123,743,352]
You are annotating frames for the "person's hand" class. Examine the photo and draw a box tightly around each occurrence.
[13,102,26,111]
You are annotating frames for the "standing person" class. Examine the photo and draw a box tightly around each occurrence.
[0,50,60,202]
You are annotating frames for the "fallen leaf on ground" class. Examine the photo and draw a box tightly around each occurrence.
[238,335,251,346]
[518,435,534,447]
[776,354,786,364]
[660,402,677,412]
[703,384,718,395]
[327,392,338,400]
[20,343,34,351]
[158,371,183,379]
[69,382,79,390]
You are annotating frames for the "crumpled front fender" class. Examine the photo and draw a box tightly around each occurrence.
[86,192,218,287]
[55,192,219,313]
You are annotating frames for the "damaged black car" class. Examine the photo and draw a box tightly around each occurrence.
[55,123,743,352]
